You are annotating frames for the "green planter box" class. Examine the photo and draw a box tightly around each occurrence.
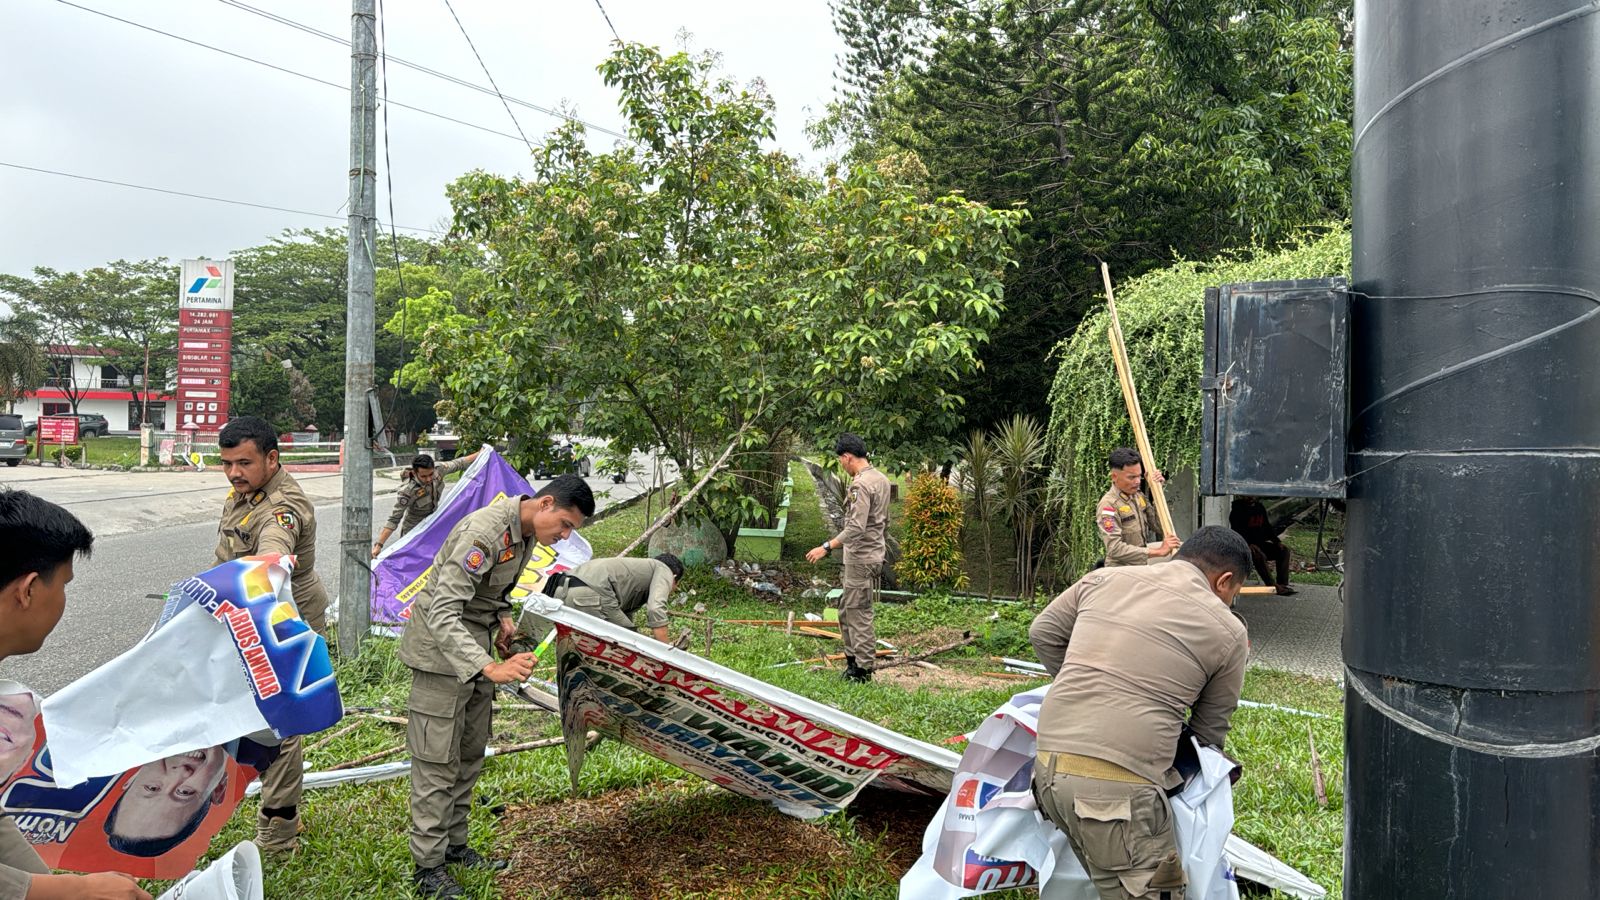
[736,479,793,560]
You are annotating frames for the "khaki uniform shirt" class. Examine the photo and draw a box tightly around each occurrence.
[399,495,536,683]
[386,455,473,534]
[1096,486,1163,567]
[0,817,48,899]
[561,557,675,632]
[1030,561,1248,789]
[831,465,891,566]
[214,466,329,626]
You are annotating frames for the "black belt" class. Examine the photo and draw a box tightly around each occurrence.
[540,572,590,597]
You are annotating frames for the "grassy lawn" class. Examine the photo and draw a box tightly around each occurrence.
[142,463,1344,898]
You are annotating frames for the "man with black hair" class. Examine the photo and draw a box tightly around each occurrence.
[555,554,684,642]
[1097,447,1179,567]
[805,433,891,683]
[0,489,151,900]
[402,474,594,899]
[1028,526,1250,900]
[212,414,327,852]
[372,450,484,558]
[103,747,230,858]
[1228,496,1296,596]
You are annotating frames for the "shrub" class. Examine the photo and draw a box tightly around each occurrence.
[50,445,83,463]
[895,473,969,591]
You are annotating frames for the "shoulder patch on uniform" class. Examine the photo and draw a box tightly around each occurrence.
[497,547,517,564]
[273,510,298,531]
[1099,512,1119,534]
[461,541,492,574]
[415,487,428,497]
[500,529,513,549]
[1137,496,1147,509]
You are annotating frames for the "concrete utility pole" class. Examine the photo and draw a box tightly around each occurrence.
[339,0,377,658]
[1347,1,1598,895]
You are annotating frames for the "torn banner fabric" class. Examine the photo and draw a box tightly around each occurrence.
[899,687,1326,900]
[40,555,342,789]
[520,600,958,818]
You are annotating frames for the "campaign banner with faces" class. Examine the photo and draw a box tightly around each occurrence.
[371,446,592,627]
[0,682,275,880]
[518,600,959,820]
[40,556,342,789]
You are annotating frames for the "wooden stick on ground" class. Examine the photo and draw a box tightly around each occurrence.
[620,428,749,557]
[327,744,406,771]
[872,633,977,671]
[305,720,364,754]
[785,611,794,636]
[1309,725,1329,807]
[1101,261,1177,540]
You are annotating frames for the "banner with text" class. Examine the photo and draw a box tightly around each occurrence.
[41,555,342,788]
[176,258,233,433]
[371,447,592,627]
[521,602,958,819]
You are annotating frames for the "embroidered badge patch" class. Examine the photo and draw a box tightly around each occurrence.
[1137,496,1147,509]
[1099,510,1119,534]
[497,547,517,564]
[462,545,489,574]
[415,487,427,497]
[1117,505,1132,514]
[274,510,297,531]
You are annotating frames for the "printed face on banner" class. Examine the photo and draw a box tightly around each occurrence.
[0,716,273,878]
[0,692,40,783]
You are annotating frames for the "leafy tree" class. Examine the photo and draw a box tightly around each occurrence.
[419,43,1022,547]
[0,311,45,412]
[1045,222,1349,575]
[896,472,969,590]
[78,259,179,426]
[0,268,96,414]
[825,0,1352,434]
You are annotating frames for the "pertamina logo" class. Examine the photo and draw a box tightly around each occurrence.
[187,264,224,295]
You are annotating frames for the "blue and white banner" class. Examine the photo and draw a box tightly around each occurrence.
[40,556,342,789]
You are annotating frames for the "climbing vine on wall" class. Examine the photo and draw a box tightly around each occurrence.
[1045,223,1352,576]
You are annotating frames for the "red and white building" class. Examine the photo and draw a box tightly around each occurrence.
[12,345,176,433]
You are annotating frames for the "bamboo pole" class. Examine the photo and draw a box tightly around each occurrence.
[1101,261,1177,540]
[620,428,748,557]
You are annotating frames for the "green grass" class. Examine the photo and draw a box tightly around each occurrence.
[136,466,1343,898]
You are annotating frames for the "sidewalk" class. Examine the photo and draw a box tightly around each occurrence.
[1235,581,1342,680]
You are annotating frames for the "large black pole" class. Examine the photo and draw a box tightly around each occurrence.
[1347,1,1600,896]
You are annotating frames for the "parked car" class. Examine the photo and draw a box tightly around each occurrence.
[0,415,27,466]
[534,438,592,479]
[24,413,110,438]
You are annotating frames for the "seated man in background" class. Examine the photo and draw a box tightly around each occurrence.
[1228,496,1296,596]
[550,554,683,643]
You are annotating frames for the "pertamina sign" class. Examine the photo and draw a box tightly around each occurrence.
[176,259,235,432]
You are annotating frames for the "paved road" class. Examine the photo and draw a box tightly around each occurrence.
[0,454,674,694]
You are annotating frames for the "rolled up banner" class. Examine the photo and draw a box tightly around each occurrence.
[156,840,264,900]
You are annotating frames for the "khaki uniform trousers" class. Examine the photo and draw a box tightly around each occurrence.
[0,818,49,899]
[406,669,494,868]
[257,601,328,812]
[1033,753,1186,900]
[839,562,881,667]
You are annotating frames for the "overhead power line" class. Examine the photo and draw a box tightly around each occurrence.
[214,0,628,141]
[49,0,540,146]
[592,0,623,43]
[439,0,534,151]
[0,161,446,235]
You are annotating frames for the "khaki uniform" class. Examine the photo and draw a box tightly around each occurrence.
[386,456,473,536]
[0,818,48,899]
[558,557,675,633]
[1096,487,1163,567]
[399,495,534,869]
[1028,563,1248,900]
[831,465,891,667]
[214,465,328,811]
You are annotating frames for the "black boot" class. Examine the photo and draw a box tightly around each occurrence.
[843,657,872,683]
[445,845,510,872]
[413,865,465,899]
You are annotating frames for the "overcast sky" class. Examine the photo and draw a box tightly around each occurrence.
[0,0,846,276]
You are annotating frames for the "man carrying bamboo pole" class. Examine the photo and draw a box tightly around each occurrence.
[1097,448,1179,567]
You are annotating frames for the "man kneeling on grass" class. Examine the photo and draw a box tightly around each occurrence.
[1027,526,1250,900]
[399,475,594,899]
[548,553,683,642]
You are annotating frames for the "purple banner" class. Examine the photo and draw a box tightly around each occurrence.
[370,447,533,626]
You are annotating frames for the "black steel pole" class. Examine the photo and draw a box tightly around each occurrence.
[1347,1,1600,896]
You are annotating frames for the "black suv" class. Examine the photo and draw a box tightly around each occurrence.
[24,413,110,438]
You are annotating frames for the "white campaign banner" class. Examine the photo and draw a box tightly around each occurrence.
[899,688,1326,900]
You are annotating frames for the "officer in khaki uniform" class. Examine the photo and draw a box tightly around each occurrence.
[554,554,683,641]
[372,451,482,558]
[212,416,329,853]
[0,489,150,899]
[401,475,594,900]
[806,434,891,683]
[1097,447,1179,567]
[1028,527,1250,900]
